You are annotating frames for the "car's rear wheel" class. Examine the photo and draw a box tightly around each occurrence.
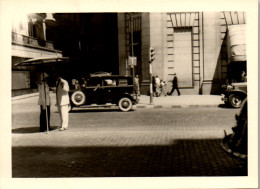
[118,97,132,112]
[229,94,244,108]
[71,91,86,106]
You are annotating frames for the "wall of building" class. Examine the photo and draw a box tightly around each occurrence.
[201,12,222,94]
[148,12,242,95]
[118,12,246,96]
[140,13,151,95]
[118,13,128,76]
[165,12,201,94]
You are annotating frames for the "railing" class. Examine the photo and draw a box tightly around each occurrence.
[12,32,54,50]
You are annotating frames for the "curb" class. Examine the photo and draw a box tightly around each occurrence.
[136,104,221,108]
[12,91,55,101]
[12,93,223,108]
[12,93,39,101]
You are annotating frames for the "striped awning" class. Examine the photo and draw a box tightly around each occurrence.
[223,11,246,25]
[227,24,246,62]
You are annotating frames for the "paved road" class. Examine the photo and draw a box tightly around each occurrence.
[12,96,246,177]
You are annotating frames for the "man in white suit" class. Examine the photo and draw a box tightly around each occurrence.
[55,75,70,131]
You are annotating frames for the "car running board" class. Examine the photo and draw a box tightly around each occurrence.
[74,103,116,108]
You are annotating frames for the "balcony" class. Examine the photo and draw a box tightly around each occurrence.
[12,32,54,50]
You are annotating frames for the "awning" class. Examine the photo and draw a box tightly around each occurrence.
[12,56,70,73]
[227,24,246,62]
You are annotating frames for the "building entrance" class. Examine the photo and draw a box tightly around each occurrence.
[173,28,193,88]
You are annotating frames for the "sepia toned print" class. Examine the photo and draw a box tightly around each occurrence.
[6,2,257,187]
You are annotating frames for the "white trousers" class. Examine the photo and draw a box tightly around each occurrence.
[57,105,69,129]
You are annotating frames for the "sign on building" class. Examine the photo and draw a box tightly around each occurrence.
[128,56,137,67]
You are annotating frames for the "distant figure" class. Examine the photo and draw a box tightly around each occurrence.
[155,75,161,97]
[134,74,140,97]
[74,80,80,89]
[241,71,247,82]
[105,79,113,86]
[81,78,88,88]
[152,76,156,96]
[160,80,167,96]
[72,79,80,90]
[168,73,181,96]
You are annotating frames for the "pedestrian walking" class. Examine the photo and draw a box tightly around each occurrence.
[38,76,51,132]
[160,80,167,96]
[55,74,70,131]
[168,73,181,96]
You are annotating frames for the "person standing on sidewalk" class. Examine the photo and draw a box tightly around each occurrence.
[168,73,181,96]
[133,74,140,99]
[160,80,167,96]
[38,77,51,132]
[55,75,70,131]
[155,75,161,97]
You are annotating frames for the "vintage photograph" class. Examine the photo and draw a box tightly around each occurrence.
[11,11,248,175]
[1,0,257,188]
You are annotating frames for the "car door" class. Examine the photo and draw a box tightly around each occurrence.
[102,78,117,103]
[86,78,104,104]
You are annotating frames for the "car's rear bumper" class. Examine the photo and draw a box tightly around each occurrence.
[221,94,228,102]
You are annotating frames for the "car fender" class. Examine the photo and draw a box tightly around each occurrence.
[226,90,247,99]
[117,93,135,102]
[228,89,247,95]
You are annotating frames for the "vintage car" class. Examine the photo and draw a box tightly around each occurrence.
[69,75,138,111]
[221,82,247,108]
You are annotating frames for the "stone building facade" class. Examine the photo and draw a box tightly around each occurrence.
[118,12,246,95]
[12,12,246,96]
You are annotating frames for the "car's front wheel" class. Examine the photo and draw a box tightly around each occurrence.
[71,91,86,106]
[229,94,244,108]
[118,97,132,112]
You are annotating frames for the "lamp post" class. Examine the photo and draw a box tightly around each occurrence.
[129,13,135,80]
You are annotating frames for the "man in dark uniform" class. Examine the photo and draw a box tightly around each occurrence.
[168,73,181,96]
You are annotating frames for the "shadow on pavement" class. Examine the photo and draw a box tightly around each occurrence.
[218,104,238,109]
[69,108,135,113]
[12,126,60,134]
[217,104,230,108]
[12,139,247,177]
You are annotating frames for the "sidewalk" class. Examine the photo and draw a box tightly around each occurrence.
[137,94,223,108]
[12,92,224,108]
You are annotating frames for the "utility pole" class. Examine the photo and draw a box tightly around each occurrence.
[129,13,135,80]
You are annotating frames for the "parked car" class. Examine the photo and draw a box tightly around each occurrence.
[221,82,247,108]
[69,75,138,111]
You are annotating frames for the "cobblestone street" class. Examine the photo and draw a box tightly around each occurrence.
[12,95,247,177]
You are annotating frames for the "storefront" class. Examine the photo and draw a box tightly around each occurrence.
[226,24,247,84]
